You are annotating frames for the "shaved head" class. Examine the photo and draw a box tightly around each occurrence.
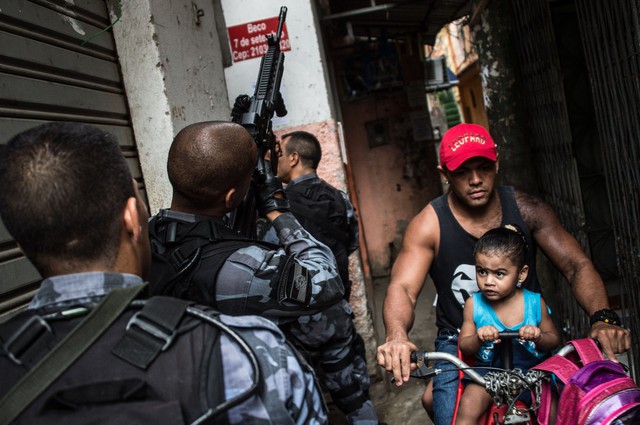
[168,121,256,212]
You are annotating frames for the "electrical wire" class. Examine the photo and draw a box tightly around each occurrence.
[81,0,122,46]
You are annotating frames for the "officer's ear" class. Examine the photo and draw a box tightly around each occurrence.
[224,187,239,210]
[288,151,299,168]
[123,196,142,243]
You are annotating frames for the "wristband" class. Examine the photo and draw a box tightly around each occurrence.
[589,309,621,327]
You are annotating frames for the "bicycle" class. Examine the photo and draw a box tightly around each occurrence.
[405,331,572,425]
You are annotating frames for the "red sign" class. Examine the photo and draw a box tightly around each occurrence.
[227,16,291,63]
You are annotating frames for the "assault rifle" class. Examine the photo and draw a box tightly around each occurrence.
[230,6,288,238]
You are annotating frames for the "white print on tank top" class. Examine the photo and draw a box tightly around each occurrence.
[451,264,480,307]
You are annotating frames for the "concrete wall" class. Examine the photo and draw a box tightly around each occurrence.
[108,0,232,213]
[220,0,334,127]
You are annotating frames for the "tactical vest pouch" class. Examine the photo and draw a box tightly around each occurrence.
[148,213,308,315]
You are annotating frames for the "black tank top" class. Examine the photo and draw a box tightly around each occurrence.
[429,186,540,332]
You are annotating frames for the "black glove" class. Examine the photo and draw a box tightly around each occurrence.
[231,94,251,123]
[255,160,290,216]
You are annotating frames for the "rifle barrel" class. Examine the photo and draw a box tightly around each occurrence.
[275,6,287,42]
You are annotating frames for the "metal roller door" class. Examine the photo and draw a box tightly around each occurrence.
[0,0,146,314]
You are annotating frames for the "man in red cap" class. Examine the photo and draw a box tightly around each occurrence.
[376,123,631,425]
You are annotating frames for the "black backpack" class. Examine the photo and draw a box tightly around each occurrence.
[0,294,293,425]
[284,180,351,298]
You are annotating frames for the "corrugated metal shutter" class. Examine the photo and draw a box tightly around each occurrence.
[0,0,146,314]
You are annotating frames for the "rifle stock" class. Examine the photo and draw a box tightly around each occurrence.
[230,6,288,238]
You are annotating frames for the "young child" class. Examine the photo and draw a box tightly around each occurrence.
[455,224,561,425]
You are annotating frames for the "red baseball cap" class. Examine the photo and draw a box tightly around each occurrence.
[439,123,497,171]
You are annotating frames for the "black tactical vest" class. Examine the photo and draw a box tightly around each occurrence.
[148,212,257,308]
[284,179,351,298]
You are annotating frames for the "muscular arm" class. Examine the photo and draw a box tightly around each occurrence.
[519,191,607,313]
[517,191,630,357]
[376,205,438,385]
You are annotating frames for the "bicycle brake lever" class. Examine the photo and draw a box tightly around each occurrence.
[388,363,441,383]
[410,364,440,379]
[388,351,442,383]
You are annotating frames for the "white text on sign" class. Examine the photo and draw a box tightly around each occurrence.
[227,16,291,63]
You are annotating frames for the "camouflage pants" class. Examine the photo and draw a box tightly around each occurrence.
[285,300,379,425]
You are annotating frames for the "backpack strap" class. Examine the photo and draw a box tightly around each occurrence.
[532,346,582,425]
[1,311,57,368]
[532,338,607,425]
[568,338,604,364]
[113,299,231,423]
[149,214,237,277]
[112,296,194,369]
[149,213,287,311]
[148,215,253,301]
[0,284,145,425]
[534,354,580,384]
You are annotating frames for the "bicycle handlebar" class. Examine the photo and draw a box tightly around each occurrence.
[410,351,487,385]
[408,331,571,386]
[497,331,520,339]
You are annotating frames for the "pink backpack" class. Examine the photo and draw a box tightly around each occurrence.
[533,338,640,425]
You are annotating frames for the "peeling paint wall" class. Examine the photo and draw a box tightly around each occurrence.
[108,0,231,213]
[340,93,442,278]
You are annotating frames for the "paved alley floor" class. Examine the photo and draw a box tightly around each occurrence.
[369,374,433,425]
[368,274,437,425]
[329,275,437,424]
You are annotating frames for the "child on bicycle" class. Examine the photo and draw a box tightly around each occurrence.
[455,224,561,425]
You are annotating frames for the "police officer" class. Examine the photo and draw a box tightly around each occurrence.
[148,121,345,315]
[263,131,378,424]
[0,122,328,425]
